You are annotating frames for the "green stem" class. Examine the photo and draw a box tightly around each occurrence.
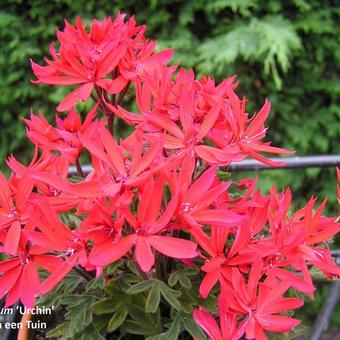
[108,114,115,137]
[73,266,93,281]
[117,82,130,106]
[76,158,85,178]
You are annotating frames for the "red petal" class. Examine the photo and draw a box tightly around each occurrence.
[245,99,271,137]
[0,172,14,211]
[256,314,301,333]
[192,209,244,227]
[193,308,223,340]
[40,260,73,294]
[0,266,22,300]
[20,261,41,307]
[89,235,136,266]
[199,270,220,298]
[0,258,21,273]
[135,237,154,272]
[57,83,94,112]
[97,75,128,94]
[197,100,222,140]
[33,254,64,272]
[187,167,216,205]
[100,124,127,176]
[148,235,197,259]
[261,298,303,314]
[5,221,21,255]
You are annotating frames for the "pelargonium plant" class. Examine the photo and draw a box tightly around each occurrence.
[0,14,339,340]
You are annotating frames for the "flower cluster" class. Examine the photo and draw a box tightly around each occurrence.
[1,15,339,339]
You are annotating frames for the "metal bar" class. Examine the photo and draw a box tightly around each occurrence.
[227,155,340,171]
[69,164,93,176]
[69,155,340,175]
[309,281,340,340]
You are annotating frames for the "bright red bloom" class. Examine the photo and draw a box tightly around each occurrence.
[89,175,198,272]
[24,104,98,163]
[173,155,244,229]
[0,241,64,307]
[31,16,172,112]
[192,223,253,298]
[79,123,165,187]
[0,172,34,255]
[31,16,128,111]
[194,294,240,340]
[112,67,292,167]
[25,199,95,292]
[221,263,303,340]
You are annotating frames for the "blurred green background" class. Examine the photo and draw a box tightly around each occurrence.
[0,0,339,335]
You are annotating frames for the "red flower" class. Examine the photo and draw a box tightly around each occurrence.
[175,155,244,228]
[0,172,34,255]
[31,16,129,111]
[221,263,303,339]
[192,223,252,298]
[89,175,198,272]
[194,294,240,340]
[79,123,164,187]
[24,104,98,163]
[0,241,64,307]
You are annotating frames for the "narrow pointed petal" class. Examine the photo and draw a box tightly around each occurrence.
[20,261,41,307]
[57,83,94,112]
[262,298,303,315]
[199,270,220,298]
[89,235,136,266]
[41,260,74,294]
[245,99,271,137]
[0,266,22,300]
[256,314,301,333]
[100,125,127,176]
[135,237,154,272]
[5,221,21,255]
[148,235,198,259]
[193,308,223,340]
[192,209,244,227]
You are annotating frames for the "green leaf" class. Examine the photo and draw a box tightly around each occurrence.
[168,272,178,287]
[122,304,162,336]
[86,277,105,292]
[47,321,70,338]
[126,279,156,294]
[145,284,161,313]
[104,260,122,275]
[90,297,124,315]
[178,273,192,289]
[181,314,207,339]
[159,282,182,311]
[168,271,192,289]
[107,306,129,332]
[164,311,182,340]
[216,169,231,181]
[121,320,161,336]
[74,324,106,340]
[64,294,97,335]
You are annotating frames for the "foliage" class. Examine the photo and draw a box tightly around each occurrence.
[44,266,207,339]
